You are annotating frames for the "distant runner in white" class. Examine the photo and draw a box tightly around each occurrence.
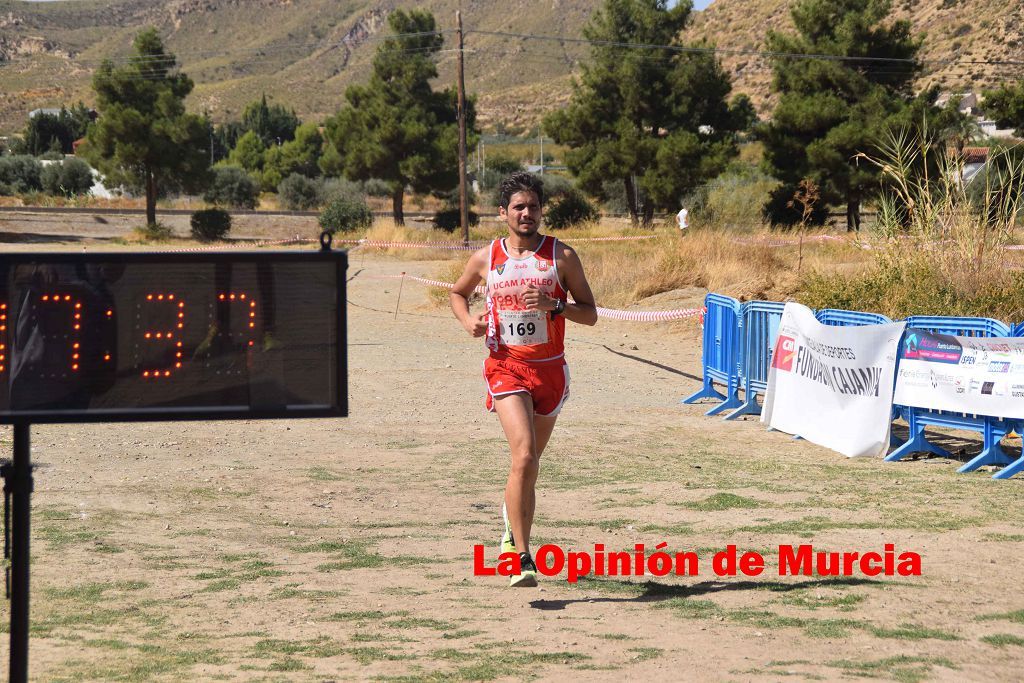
[676,206,689,231]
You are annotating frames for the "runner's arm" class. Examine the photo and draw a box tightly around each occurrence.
[558,244,598,326]
[450,248,489,337]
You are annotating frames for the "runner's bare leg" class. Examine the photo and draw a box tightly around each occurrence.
[494,394,558,555]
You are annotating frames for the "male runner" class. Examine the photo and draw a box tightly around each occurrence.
[450,172,597,587]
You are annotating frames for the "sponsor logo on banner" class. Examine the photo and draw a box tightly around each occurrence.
[988,361,1010,373]
[772,336,797,371]
[902,331,963,363]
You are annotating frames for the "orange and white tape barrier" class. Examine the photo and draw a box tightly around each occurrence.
[339,234,658,251]
[168,237,317,252]
[168,234,658,253]
[376,274,703,322]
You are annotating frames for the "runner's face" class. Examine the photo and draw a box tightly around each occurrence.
[500,191,542,238]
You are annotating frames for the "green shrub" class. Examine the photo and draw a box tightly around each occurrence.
[41,158,94,197]
[319,196,373,234]
[432,208,480,233]
[545,189,599,229]
[203,166,259,209]
[277,173,322,210]
[321,177,367,205]
[539,174,573,201]
[135,221,173,242]
[0,155,43,194]
[685,170,780,232]
[361,177,392,198]
[190,208,232,241]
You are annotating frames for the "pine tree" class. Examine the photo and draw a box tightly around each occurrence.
[544,0,744,225]
[762,0,922,229]
[82,28,210,225]
[322,10,473,225]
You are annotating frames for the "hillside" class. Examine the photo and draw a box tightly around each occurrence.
[0,0,594,135]
[0,0,1022,137]
[689,0,1024,112]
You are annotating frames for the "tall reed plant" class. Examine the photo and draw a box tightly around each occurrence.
[801,127,1024,320]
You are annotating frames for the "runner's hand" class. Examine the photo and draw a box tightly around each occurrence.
[465,311,488,337]
[522,284,553,311]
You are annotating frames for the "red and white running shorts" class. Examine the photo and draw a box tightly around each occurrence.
[483,357,570,417]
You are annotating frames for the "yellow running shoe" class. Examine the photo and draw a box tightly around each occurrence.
[510,552,538,588]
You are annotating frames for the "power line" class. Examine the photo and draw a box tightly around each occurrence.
[5,24,1023,78]
[465,28,1024,69]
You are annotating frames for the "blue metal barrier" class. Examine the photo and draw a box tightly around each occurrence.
[815,309,892,327]
[682,293,743,416]
[724,301,785,420]
[993,323,1024,479]
[886,316,1013,473]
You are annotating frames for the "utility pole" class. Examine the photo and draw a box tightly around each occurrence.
[455,10,470,245]
[539,134,544,175]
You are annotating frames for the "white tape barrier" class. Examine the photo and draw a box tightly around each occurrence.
[340,234,658,252]
[166,233,658,254]
[169,237,317,252]
[378,274,703,322]
[730,234,849,248]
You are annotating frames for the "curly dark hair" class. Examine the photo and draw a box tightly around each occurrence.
[498,172,544,209]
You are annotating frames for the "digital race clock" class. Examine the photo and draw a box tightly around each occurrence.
[0,249,347,423]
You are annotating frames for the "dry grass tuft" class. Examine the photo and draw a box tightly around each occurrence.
[577,229,792,308]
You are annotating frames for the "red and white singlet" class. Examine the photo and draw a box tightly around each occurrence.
[485,236,566,364]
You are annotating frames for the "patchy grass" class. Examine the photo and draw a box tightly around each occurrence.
[682,492,765,511]
[327,609,409,622]
[981,533,1024,542]
[627,647,663,662]
[345,646,414,665]
[978,609,1024,624]
[426,644,591,680]
[250,636,344,659]
[305,466,343,481]
[193,559,284,593]
[826,655,958,683]
[268,584,346,602]
[734,516,884,536]
[46,645,224,682]
[867,624,960,641]
[981,633,1024,647]
[310,539,435,572]
[778,591,865,611]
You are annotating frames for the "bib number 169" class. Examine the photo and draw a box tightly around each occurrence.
[506,322,536,337]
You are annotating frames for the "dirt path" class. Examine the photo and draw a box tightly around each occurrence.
[4,250,1024,681]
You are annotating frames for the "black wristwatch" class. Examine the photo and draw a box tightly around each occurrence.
[551,298,566,317]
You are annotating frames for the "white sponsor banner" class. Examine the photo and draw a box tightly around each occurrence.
[762,303,906,458]
[894,330,1024,419]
